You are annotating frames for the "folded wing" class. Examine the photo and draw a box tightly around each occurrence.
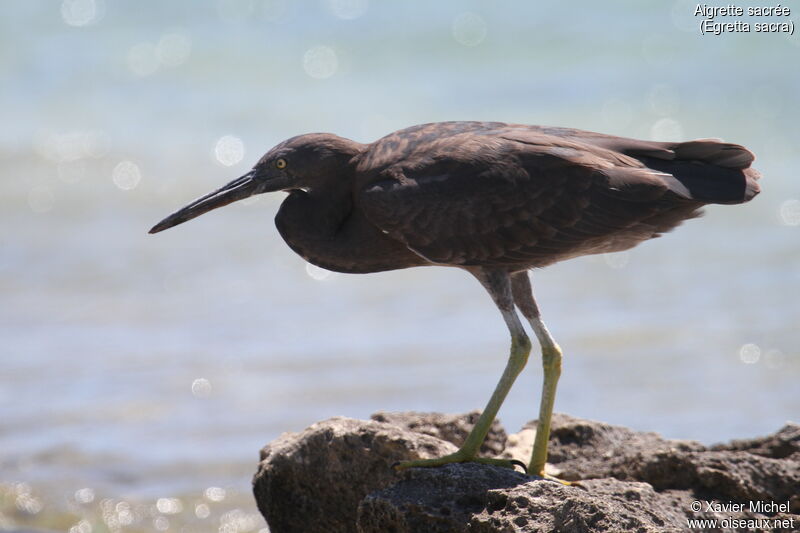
[360,128,759,267]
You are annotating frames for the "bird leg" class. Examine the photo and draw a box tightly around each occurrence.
[394,269,531,472]
[511,271,565,482]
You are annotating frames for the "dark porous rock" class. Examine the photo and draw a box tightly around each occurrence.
[358,463,529,533]
[358,466,686,533]
[253,416,457,533]
[254,413,800,533]
[626,448,800,510]
[371,410,508,457]
[502,413,704,481]
[520,415,800,515]
[712,422,800,459]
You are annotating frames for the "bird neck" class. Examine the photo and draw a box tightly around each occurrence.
[274,181,354,263]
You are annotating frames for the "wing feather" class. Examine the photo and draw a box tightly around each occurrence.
[359,133,696,267]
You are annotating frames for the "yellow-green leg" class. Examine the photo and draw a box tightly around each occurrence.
[510,271,566,481]
[527,320,562,477]
[395,269,568,482]
[395,269,531,472]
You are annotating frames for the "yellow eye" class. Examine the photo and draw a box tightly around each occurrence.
[275,158,287,169]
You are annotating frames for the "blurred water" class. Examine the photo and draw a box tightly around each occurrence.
[2,1,799,530]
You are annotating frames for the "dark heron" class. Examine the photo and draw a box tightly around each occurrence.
[150,121,760,480]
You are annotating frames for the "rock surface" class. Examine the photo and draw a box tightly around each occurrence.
[253,413,800,533]
[252,416,457,533]
[371,410,508,457]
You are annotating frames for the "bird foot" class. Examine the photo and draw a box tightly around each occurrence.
[394,451,527,473]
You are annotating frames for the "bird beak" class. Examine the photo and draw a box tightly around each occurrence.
[149,169,271,234]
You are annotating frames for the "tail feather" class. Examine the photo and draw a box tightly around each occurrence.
[637,139,760,205]
[559,130,761,205]
[672,140,755,169]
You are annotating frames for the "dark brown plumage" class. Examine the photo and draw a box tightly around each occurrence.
[150,121,760,478]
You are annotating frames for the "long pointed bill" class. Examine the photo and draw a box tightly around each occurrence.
[149,170,266,234]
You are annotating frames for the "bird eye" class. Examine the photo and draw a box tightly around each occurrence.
[275,158,287,169]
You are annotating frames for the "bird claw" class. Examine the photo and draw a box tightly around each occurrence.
[509,459,528,474]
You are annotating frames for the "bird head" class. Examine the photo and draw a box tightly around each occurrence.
[149,133,361,234]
